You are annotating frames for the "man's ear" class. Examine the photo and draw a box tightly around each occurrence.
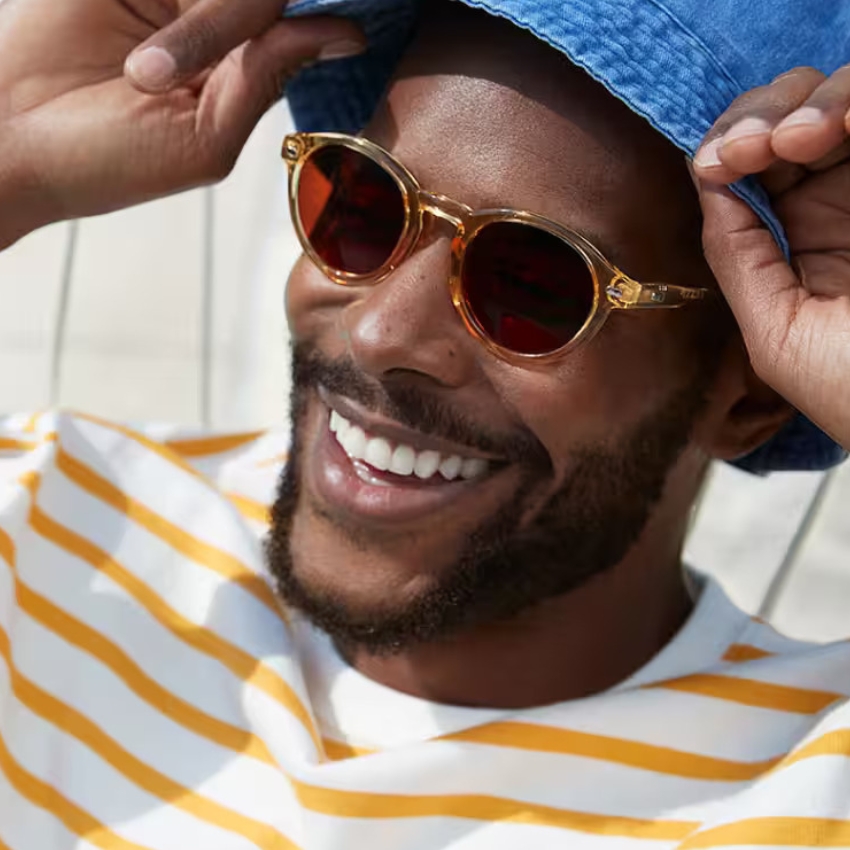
[695,335,796,462]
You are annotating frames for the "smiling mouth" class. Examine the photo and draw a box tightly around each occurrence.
[329,408,491,484]
[306,384,517,523]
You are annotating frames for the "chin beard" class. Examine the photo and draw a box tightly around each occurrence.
[265,344,710,656]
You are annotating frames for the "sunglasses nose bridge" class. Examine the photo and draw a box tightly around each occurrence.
[417,191,470,233]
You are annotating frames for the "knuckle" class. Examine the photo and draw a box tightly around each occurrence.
[202,150,238,183]
[213,158,237,182]
[748,348,774,384]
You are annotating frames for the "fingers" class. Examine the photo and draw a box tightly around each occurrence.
[691,175,803,386]
[125,0,365,92]
[203,17,364,160]
[693,64,850,187]
[772,65,850,163]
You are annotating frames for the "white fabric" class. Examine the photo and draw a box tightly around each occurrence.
[0,410,848,849]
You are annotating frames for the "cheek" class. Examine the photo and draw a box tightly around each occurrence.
[491,316,699,474]
[286,255,353,342]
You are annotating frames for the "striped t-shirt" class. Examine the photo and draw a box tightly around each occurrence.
[0,409,848,850]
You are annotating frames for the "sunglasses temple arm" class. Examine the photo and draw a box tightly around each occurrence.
[606,277,710,310]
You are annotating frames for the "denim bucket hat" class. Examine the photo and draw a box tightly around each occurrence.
[284,0,850,473]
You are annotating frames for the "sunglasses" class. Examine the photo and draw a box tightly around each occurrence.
[282,132,710,363]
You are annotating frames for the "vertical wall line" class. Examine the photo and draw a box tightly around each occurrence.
[757,469,838,620]
[200,188,215,430]
[48,221,80,408]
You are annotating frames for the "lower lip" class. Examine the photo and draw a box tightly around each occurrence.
[307,406,497,524]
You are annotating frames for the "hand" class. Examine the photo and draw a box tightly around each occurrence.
[692,66,850,451]
[0,0,364,246]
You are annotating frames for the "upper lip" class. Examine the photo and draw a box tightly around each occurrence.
[318,386,505,462]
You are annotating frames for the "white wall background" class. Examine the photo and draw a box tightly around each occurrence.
[0,101,847,643]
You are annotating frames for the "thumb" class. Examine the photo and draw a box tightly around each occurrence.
[692,171,802,379]
[126,0,328,92]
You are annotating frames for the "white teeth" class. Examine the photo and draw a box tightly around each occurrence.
[364,437,392,471]
[461,458,489,480]
[390,445,416,476]
[413,450,441,480]
[439,455,463,481]
[341,424,366,459]
[329,409,491,482]
[330,409,350,440]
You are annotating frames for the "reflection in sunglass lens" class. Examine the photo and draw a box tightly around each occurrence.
[461,221,596,355]
[296,144,407,276]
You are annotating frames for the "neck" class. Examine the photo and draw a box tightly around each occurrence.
[342,523,694,709]
[338,453,706,708]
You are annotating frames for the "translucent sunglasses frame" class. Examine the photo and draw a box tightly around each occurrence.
[282,132,710,365]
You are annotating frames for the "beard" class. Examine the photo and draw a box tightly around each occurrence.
[266,342,710,655]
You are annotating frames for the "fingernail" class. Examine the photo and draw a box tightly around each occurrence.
[771,70,802,85]
[125,47,178,91]
[722,116,772,144]
[694,137,723,169]
[318,39,367,62]
[776,106,826,132]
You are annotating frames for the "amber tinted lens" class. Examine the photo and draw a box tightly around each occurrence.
[461,221,596,355]
[296,143,407,276]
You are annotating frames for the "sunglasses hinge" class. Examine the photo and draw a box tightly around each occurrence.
[606,274,644,308]
[282,133,310,164]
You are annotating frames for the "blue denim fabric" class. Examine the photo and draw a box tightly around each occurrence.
[284,0,850,472]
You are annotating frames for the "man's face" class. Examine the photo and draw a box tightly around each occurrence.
[267,8,720,652]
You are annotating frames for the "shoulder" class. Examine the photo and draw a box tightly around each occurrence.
[0,410,290,528]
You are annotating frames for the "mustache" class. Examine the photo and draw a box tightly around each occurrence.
[291,342,549,466]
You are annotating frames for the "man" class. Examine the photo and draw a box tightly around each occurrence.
[0,0,848,846]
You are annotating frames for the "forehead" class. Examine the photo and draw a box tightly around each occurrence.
[365,3,704,280]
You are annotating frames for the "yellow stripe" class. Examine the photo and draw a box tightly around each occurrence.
[445,722,780,782]
[654,673,843,714]
[0,731,153,850]
[321,738,377,761]
[11,573,276,767]
[22,412,41,434]
[73,412,206,481]
[777,728,850,772]
[0,529,13,568]
[165,432,264,458]
[56,447,281,619]
[291,780,698,840]
[723,644,773,663]
[27,505,321,753]
[257,453,289,469]
[0,625,300,850]
[18,470,40,498]
[0,437,38,452]
[227,493,271,525]
[680,817,850,848]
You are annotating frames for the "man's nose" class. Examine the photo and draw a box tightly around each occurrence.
[341,232,479,388]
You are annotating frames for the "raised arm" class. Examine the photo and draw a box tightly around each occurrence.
[0,0,365,250]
